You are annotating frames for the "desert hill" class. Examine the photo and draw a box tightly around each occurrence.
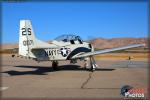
[1,38,149,50]
[90,37,149,49]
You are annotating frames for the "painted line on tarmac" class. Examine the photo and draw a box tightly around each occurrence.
[0,87,9,91]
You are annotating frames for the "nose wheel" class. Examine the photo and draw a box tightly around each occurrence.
[84,56,98,71]
[90,56,98,71]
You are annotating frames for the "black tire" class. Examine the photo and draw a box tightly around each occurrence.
[52,61,58,70]
[83,67,87,70]
[12,55,15,57]
[90,67,94,72]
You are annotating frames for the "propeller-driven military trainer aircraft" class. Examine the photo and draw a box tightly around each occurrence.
[14,20,145,71]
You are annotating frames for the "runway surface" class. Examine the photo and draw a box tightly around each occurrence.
[1,54,149,99]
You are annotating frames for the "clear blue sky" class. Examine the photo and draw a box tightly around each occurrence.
[2,2,148,43]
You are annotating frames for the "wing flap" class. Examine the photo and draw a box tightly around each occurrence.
[72,44,145,59]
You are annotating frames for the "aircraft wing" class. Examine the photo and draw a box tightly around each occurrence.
[72,44,145,59]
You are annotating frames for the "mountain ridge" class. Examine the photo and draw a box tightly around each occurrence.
[1,37,149,49]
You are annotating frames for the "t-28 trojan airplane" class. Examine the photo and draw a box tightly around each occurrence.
[15,20,145,71]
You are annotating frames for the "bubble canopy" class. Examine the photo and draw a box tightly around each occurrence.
[55,34,83,42]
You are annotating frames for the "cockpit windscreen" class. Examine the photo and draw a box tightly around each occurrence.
[55,34,83,42]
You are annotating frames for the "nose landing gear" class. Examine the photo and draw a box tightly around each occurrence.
[90,56,98,71]
[84,56,98,71]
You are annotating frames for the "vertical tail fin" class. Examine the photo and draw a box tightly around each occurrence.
[19,20,36,57]
[19,20,57,58]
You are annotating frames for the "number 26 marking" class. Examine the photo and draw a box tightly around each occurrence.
[22,28,31,35]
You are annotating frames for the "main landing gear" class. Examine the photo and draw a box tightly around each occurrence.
[84,56,98,71]
[52,61,59,70]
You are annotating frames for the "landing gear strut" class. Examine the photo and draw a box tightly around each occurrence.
[84,57,89,70]
[89,56,98,71]
[83,56,98,71]
[52,61,58,70]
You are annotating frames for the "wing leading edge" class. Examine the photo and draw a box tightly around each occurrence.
[72,44,146,59]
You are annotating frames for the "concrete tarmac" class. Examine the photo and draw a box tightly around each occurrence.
[1,54,149,99]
